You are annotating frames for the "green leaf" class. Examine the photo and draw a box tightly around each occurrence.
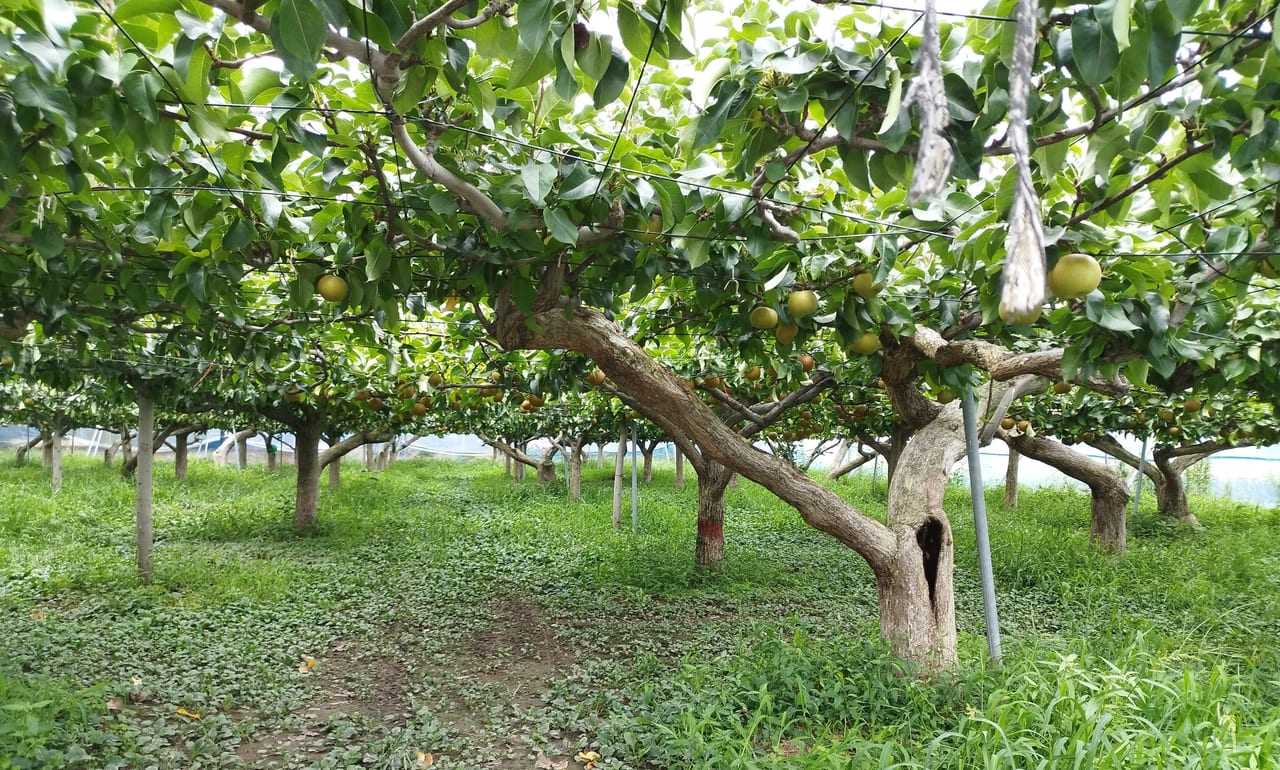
[616,1,654,62]
[653,179,686,229]
[1112,0,1132,51]
[1069,15,1119,86]
[576,34,612,81]
[517,0,553,53]
[691,79,743,151]
[592,52,629,108]
[224,217,254,251]
[510,271,537,313]
[543,208,579,245]
[269,0,328,82]
[521,161,557,206]
[32,222,64,260]
[186,262,207,302]
[365,239,390,282]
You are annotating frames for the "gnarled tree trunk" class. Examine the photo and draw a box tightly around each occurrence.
[1011,434,1129,554]
[493,304,961,669]
[1152,449,1200,528]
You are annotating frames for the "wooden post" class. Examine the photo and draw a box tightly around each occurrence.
[136,386,155,582]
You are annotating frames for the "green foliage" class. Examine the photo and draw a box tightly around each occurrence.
[0,456,1277,767]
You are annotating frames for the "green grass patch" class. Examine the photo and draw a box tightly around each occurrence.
[0,454,1276,768]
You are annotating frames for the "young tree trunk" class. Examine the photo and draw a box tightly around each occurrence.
[42,433,54,468]
[50,415,63,493]
[568,441,583,500]
[504,452,512,478]
[1009,434,1129,554]
[641,445,655,483]
[328,457,341,490]
[293,422,323,532]
[695,462,733,571]
[265,434,278,472]
[1003,448,1020,508]
[174,430,191,480]
[612,423,627,530]
[596,443,604,468]
[136,388,155,582]
[364,441,375,471]
[829,438,852,472]
[237,429,249,470]
[674,445,685,490]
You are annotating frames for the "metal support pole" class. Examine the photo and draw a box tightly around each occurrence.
[871,455,878,493]
[1132,435,1150,517]
[961,390,1003,666]
[630,423,639,533]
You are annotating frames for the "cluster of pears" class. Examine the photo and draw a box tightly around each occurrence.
[748,272,883,354]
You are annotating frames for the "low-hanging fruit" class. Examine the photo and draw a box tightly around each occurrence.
[847,332,880,355]
[367,397,384,411]
[1183,399,1202,413]
[798,354,815,373]
[787,290,819,318]
[354,389,371,402]
[1052,381,1073,394]
[749,306,779,329]
[936,387,956,404]
[852,272,883,299]
[776,323,799,344]
[1000,417,1016,431]
[285,386,305,403]
[316,274,349,303]
[998,301,1042,325]
[586,369,607,387]
[410,402,428,417]
[428,373,444,387]
[636,213,663,244]
[744,365,761,381]
[1047,253,1102,299]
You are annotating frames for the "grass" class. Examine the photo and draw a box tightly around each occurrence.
[0,454,1277,768]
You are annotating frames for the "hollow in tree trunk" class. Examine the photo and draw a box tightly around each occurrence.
[1003,448,1019,508]
[695,462,733,571]
[136,388,155,582]
[293,422,323,532]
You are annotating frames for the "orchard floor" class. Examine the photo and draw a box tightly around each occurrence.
[1,456,1278,769]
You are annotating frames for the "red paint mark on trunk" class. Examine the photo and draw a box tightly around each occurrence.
[697,519,723,540]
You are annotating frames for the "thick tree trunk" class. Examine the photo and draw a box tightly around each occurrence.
[537,457,557,485]
[1003,448,1019,508]
[294,422,323,532]
[174,431,191,480]
[328,457,341,490]
[1010,434,1129,554]
[612,423,627,530]
[876,411,964,671]
[42,433,53,468]
[695,462,733,571]
[675,442,686,491]
[136,389,155,582]
[1152,451,1200,527]
[642,446,655,483]
[237,429,248,469]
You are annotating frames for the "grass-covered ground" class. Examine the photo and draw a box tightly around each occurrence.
[1,454,1278,769]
